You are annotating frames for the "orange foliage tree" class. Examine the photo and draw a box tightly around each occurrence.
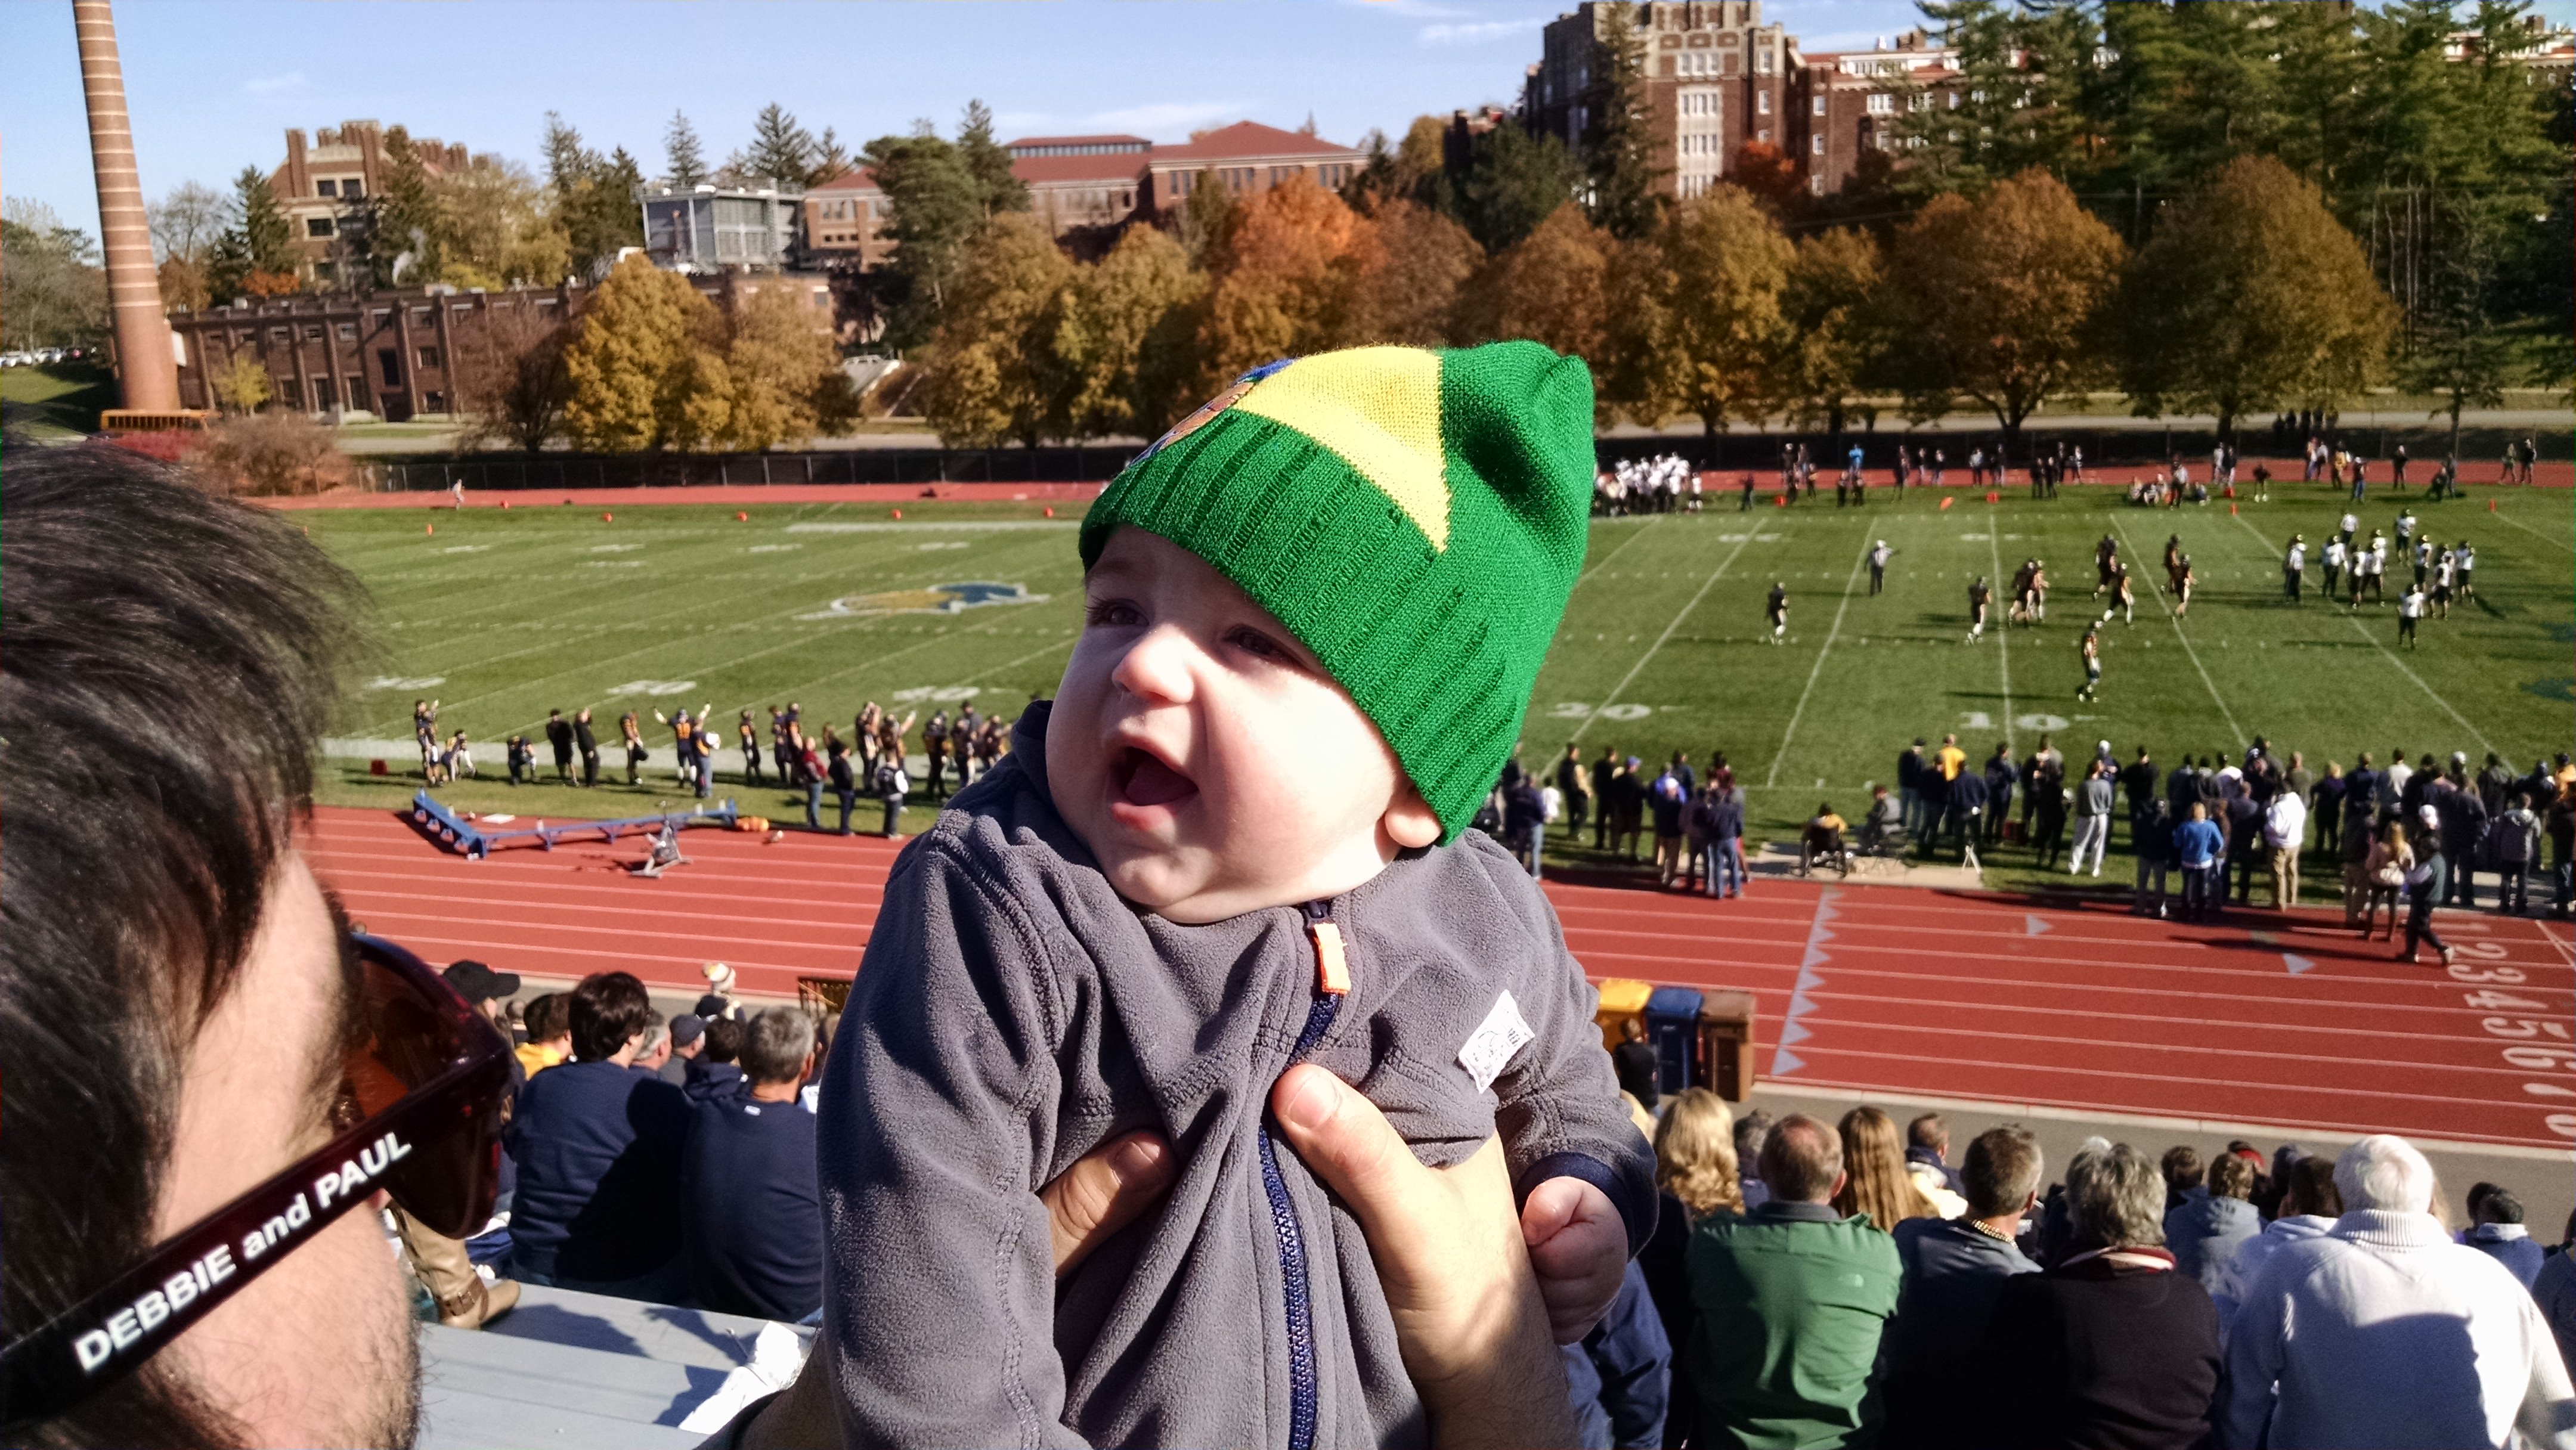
[1191,174,1382,397]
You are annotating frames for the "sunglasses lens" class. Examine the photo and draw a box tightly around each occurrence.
[349,941,509,1238]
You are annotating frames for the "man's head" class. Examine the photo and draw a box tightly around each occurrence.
[1906,1113,1948,1160]
[2161,1144,2205,1193]
[2189,802,2207,821]
[633,1013,672,1072]
[2,442,417,1446]
[1959,1125,2042,1223]
[739,1008,820,1088]
[1052,343,1594,922]
[702,1015,745,1066]
[2278,1155,2340,1219]
[2475,1188,2525,1228]
[2070,1143,2165,1251]
[1757,1113,1846,1206]
[1732,1107,1775,1167]
[567,972,654,1064]
[1619,1016,1646,1044]
[669,1014,706,1061]
[441,960,521,1030]
[522,993,572,1054]
[2207,1151,2256,1201]
[2334,1133,2435,1216]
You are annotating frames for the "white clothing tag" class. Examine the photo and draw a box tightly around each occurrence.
[1458,990,1536,1095]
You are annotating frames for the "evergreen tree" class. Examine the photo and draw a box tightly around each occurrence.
[863,128,986,345]
[741,103,820,189]
[956,100,1030,215]
[1581,1,1664,240]
[665,110,709,188]
[1456,122,1583,253]
[371,126,441,286]
[208,165,297,298]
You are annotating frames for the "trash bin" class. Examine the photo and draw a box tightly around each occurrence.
[1696,990,1757,1102]
[1644,986,1704,1098]
[1594,978,1654,1052]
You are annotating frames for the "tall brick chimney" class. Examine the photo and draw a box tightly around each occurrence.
[73,0,179,413]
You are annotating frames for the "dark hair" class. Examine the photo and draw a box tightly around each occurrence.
[1907,1113,1946,1152]
[1,439,363,1444]
[739,1008,819,1086]
[2160,1145,2205,1191]
[1758,1113,1844,1204]
[702,1015,745,1065]
[1962,1125,2043,1219]
[2208,1152,2256,1200]
[2475,1188,2525,1226]
[2283,1156,2341,1219]
[522,992,571,1044]
[568,971,654,1061]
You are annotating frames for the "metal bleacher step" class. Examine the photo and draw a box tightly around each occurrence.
[417,1284,807,1450]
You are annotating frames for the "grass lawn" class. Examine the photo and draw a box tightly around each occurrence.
[308,483,2574,894]
[0,362,117,437]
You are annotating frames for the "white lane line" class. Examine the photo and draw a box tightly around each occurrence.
[2484,501,2575,554]
[1767,519,1878,788]
[2224,512,2496,758]
[1571,524,1765,742]
[2106,511,2244,743]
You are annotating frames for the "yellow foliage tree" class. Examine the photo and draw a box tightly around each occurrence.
[209,352,273,414]
[1061,224,1205,438]
[921,213,1078,448]
[1777,226,1886,438]
[1359,199,1482,347]
[1884,169,2125,451]
[1626,187,1794,436]
[431,160,571,290]
[562,255,729,451]
[724,283,850,450]
[1456,203,1614,390]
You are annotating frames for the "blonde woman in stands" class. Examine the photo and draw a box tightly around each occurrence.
[1639,1088,1744,1449]
[1835,1105,1940,1231]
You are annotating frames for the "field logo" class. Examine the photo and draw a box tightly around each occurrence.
[607,680,698,698]
[798,581,1048,621]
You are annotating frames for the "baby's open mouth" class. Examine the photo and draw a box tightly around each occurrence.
[1112,746,1199,809]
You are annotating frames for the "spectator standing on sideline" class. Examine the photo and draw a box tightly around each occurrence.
[828,738,859,834]
[2400,805,2455,965]
[1503,762,1550,882]
[2165,1151,2261,1294]
[507,971,692,1299]
[1898,739,1928,839]
[620,710,648,786]
[683,1008,826,1322]
[1984,1143,2223,1450]
[1593,746,1621,850]
[875,746,911,838]
[2265,782,2308,908]
[1708,783,1748,898]
[2223,1135,2576,1449]
[1649,761,1689,885]
[1946,764,1990,869]
[2176,803,2224,921]
[547,707,575,782]
[1686,1114,1902,1450]
[2209,1154,2340,1337]
[574,707,602,787]
[1558,743,1593,843]
[1982,745,2017,846]
[1880,1126,2044,1450]
[2500,792,2542,915]
[2069,760,2114,877]
[2133,798,2176,916]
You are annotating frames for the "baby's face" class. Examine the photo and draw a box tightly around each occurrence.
[1048,528,1440,924]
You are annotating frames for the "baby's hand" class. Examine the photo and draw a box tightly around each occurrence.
[1519,1175,1626,1344]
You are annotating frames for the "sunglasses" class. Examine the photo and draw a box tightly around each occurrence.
[1,934,512,1430]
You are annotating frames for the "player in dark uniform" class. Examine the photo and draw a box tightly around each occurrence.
[2094,535,2119,597]
[1766,582,1789,645]
[1967,575,1992,643]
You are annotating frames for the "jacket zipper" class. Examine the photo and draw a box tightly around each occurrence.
[1259,900,1348,1450]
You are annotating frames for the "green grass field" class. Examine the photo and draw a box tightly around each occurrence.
[308,485,2574,888]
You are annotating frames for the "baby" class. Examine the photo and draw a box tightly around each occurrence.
[816,342,1654,1448]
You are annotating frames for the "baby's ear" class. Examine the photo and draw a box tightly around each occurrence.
[1383,777,1442,850]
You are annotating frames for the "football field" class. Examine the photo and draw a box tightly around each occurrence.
[307,485,2574,870]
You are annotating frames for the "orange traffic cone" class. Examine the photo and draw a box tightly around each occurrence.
[736,510,749,521]
[425,522,435,535]
[1985,489,1999,504]
[1044,506,1055,518]
[891,507,903,520]
[2228,502,2238,516]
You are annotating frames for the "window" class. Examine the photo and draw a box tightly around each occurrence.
[1758,128,1772,143]
[378,349,402,386]
[1814,95,1827,115]
[313,261,335,283]
[423,392,445,413]
[1757,90,1772,114]
[372,308,392,324]
[1812,135,1826,155]
[410,307,433,324]
[1868,92,1895,114]
[341,179,363,200]
[346,373,366,401]
[316,179,338,198]
[416,345,441,369]
[337,321,358,340]
[312,377,336,410]
[304,324,324,340]
[1948,90,1961,109]
[270,326,290,341]
[306,216,336,237]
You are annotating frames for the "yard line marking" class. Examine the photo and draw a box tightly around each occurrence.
[1574,515,1664,589]
[2484,501,2575,554]
[1767,519,1878,788]
[1984,520,2016,755]
[1572,522,1764,742]
[2106,511,2243,743]
[2224,513,2496,758]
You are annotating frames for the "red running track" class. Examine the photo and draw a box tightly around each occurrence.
[306,806,2576,1152]
[259,481,1110,511]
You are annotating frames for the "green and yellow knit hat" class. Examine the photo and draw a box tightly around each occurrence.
[1080,342,1594,843]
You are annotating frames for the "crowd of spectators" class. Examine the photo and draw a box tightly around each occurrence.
[1587,1091,2576,1449]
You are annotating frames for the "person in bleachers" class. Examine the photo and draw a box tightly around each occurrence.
[2164,1149,2261,1296]
[2207,1153,2340,1339]
[686,1015,748,1104]
[683,1008,825,1322]
[1983,1142,2222,1449]
[2222,1135,2576,1449]
[1638,1089,1747,1448]
[506,971,691,1300]
[1562,1259,1670,1449]
[1880,1126,2043,1450]
[2465,1187,2547,1289]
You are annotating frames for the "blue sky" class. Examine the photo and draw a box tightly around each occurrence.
[7,0,2573,239]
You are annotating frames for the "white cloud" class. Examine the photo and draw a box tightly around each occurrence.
[1088,101,1247,138]
[1419,17,1544,46]
[243,70,307,95]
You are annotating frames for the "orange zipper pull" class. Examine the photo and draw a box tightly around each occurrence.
[1309,920,1350,996]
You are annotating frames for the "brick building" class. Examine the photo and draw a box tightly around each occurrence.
[1009,134,1151,233]
[1791,29,1959,195]
[1138,120,1366,209]
[1525,1,1795,201]
[165,272,832,423]
[264,120,478,286]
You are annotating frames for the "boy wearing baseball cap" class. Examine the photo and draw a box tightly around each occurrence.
[816,343,1651,1446]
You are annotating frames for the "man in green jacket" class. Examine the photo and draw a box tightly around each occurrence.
[1688,1113,1903,1448]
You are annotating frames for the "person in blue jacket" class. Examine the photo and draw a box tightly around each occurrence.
[1563,1258,1670,1449]
[2175,802,2225,921]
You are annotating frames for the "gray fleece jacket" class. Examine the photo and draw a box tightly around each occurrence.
[816,703,1655,1449]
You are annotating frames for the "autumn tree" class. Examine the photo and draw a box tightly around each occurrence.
[1455,203,1614,383]
[1359,199,1481,346]
[1882,169,2124,453]
[430,160,571,289]
[1626,187,1793,436]
[1726,142,1803,216]
[723,283,858,449]
[148,180,225,310]
[1061,224,1205,438]
[457,300,574,451]
[2119,155,2395,441]
[864,106,1031,346]
[1778,227,1887,439]
[563,255,732,450]
[1582,1,1665,240]
[919,214,1078,448]
[1175,173,1239,266]
[208,352,274,414]
[1193,174,1382,394]
[207,166,298,299]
